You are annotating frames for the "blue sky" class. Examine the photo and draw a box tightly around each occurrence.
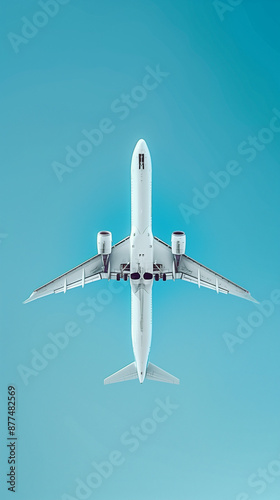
[1,1,280,499]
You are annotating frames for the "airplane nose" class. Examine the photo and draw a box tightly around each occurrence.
[137,138,147,149]
[131,139,151,171]
[134,138,148,154]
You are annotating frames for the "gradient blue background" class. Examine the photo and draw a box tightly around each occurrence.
[1,1,280,499]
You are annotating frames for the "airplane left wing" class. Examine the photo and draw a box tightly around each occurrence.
[24,236,130,303]
[153,236,257,303]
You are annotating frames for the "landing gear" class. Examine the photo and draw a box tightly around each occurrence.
[116,273,120,281]
[154,274,159,282]
[162,273,167,281]
[124,274,128,281]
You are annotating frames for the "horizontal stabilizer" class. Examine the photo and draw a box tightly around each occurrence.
[104,362,138,385]
[146,362,179,384]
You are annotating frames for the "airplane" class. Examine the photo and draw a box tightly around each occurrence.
[24,139,257,385]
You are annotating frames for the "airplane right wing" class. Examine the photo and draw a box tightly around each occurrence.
[153,236,257,303]
[24,236,130,303]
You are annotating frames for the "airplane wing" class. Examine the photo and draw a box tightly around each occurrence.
[24,236,130,303]
[153,236,257,303]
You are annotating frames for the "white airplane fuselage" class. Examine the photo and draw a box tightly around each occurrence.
[130,140,153,383]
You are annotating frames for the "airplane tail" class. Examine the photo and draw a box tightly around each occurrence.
[146,362,179,384]
[104,361,179,385]
[104,362,138,385]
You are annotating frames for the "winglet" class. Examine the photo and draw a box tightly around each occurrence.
[246,293,259,304]
[23,293,35,304]
[250,296,259,304]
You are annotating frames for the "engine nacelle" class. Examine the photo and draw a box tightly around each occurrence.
[171,231,186,256]
[97,231,112,255]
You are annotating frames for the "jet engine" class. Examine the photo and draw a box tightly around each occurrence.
[171,231,186,270]
[97,231,112,273]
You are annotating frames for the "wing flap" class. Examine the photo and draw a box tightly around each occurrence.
[179,254,257,302]
[109,236,130,278]
[24,254,103,303]
[24,236,131,303]
[153,236,257,303]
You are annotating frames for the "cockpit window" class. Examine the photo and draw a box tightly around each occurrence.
[143,272,153,280]
[138,154,144,169]
[131,272,140,280]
